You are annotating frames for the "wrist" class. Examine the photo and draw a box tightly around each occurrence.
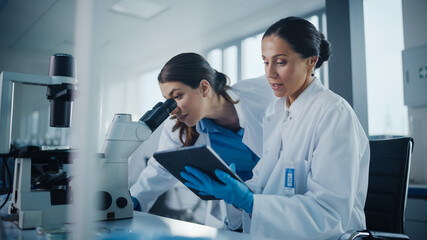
[241,192,254,214]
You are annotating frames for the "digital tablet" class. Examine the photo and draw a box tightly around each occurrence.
[153,145,247,200]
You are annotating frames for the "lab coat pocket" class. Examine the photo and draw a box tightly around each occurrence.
[281,159,309,196]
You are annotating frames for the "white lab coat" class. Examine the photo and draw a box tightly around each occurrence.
[130,75,275,227]
[227,78,370,239]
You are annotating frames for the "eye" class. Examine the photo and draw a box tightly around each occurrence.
[263,61,269,66]
[173,94,182,100]
[277,60,287,65]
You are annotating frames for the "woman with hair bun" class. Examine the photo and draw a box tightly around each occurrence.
[181,17,370,239]
[130,52,275,227]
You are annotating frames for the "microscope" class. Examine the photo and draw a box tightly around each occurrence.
[96,98,176,220]
[0,53,176,228]
[0,54,77,229]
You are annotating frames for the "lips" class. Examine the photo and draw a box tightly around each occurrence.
[270,82,283,90]
[177,114,188,122]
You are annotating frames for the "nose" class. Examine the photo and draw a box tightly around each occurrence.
[266,64,277,79]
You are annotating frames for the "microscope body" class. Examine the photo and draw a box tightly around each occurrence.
[97,114,152,220]
[97,99,176,220]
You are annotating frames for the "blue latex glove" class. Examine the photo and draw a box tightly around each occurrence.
[131,196,142,211]
[180,165,253,214]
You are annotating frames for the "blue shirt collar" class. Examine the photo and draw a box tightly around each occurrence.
[199,118,244,137]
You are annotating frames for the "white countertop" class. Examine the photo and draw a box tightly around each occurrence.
[1,211,265,240]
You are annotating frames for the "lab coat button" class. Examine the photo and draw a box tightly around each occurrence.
[267,117,271,121]
[261,187,264,191]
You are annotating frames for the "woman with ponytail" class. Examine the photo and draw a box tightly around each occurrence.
[181,17,370,239]
[130,52,275,227]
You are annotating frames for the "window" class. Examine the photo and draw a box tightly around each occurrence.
[207,49,222,72]
[223,45,238,85]
[241,33,264,80]
[139,68,163,113]
[364,0,408,136]
[206,11,327,85]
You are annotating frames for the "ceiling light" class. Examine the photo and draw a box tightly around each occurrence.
[111,0,169,19]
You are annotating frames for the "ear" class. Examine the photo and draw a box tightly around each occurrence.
[307,55,319,69]
[199,79,211,97]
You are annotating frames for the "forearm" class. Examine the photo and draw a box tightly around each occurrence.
[130,158,178,211]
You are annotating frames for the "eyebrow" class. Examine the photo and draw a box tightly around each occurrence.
[262,53,289,58]
[164,88,180,98]
[272,54,289,58]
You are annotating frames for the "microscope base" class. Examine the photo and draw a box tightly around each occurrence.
[9,158,70,229]
[96,160,133,221]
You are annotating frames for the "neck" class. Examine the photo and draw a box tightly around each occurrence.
[287,76,316,107]
[206,95,240,131]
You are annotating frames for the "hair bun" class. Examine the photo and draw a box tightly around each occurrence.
[316,33,332,68]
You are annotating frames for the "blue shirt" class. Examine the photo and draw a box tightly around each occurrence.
[199,118,260,181]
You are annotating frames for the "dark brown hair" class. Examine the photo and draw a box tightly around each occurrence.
[263,16,332,69]
[158,52,235,146]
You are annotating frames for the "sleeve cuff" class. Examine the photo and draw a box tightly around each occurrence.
[225,204,243,230]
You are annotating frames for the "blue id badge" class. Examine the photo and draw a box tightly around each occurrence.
[284,167,295,197]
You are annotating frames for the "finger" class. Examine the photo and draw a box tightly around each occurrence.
[184,182,204,191]
[229,163,236,173]
[185,166,210,183]
[215,169,234,184]
[181,171,204,187]
[180,171,196,182]
[180,171,191,181]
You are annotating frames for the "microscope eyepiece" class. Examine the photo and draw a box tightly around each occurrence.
[163,98,177,112]
[139,99,177,132]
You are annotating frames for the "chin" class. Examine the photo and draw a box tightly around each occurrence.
[183,120,197,127]
[273,90,286,98]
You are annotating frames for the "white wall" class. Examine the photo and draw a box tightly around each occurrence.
[402,0,427,184]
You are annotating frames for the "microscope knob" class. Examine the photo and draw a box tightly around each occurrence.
[116,197,128,209]
[97,191,112,210]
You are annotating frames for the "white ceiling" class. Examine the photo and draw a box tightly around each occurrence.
[0,0,325,76]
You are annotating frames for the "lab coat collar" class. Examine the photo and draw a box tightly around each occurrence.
[227,87,240,102]
[274,78,324,117]
[225,87,248,130]
[199,118,211,133]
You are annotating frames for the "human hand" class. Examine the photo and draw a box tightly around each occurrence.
[180,165,253,213]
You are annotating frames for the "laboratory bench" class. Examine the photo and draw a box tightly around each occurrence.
[1,211,265,240]
[2,186,426,240]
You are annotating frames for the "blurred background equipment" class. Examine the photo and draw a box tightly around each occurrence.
[0,53,77,229]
